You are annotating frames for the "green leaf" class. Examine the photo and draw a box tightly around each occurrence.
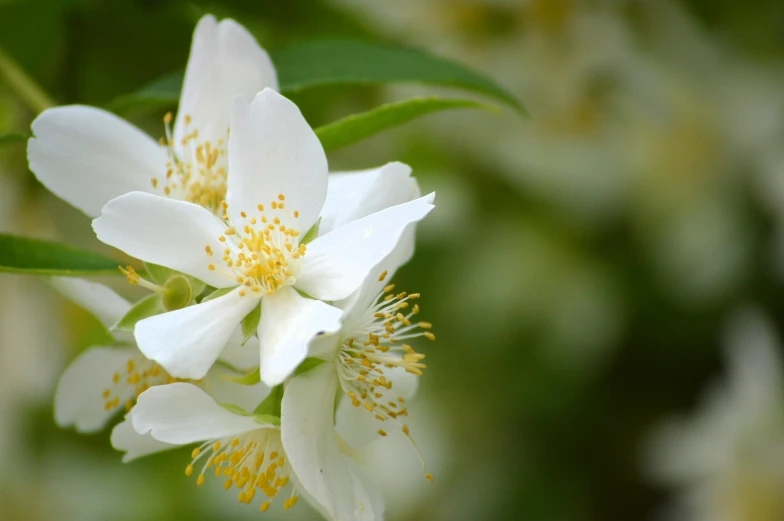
[241,303,261,346]
[223,367,261,386]
[0,234,121,276]
[253,384,284,417]
[301,217,320,245]
[275,40,523,112]
[108,71,183,113]
[113,293,164,332]
[0,132,27,146]
[315,96,493,151]
[294,357,326,376]
[200,286,233,303]
[109,40,523,114]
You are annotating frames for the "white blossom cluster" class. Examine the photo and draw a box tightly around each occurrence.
[28,15,437,521]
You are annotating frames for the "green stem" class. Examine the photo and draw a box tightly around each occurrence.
[0,47,55,113]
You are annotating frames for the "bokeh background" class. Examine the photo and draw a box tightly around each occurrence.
[2,0,784,520]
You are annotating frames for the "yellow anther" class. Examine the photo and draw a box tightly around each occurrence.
[185,464,194,476]
[424,332,436,341]
[196,474,205,486]
[384,284,395,293]
[378,270,388,281]
[260,502,270,512]
[378,429,387,436]
[425,473,434,482]
[163,112,173,124]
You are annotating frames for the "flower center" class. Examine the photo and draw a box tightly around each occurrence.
[336,270,435,482]
[103,355,190,413]
[152,113,228,215]
[206,195,305,297]
[184,428,298,512]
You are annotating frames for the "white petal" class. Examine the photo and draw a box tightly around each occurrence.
[54,346,138,433]
[226,89,327,230]
[320,162,419,234]
[175,15,278,147]
[131,383,260,444]
[297,193,435,301]
[135,288,260,380]
[336,365,419,448]
[111,419,177,463]
[93,191,234,288]
[258,286,343,386]
[200,363,271,413]
[28,105,164,217]
[282,363,383,521]
[337,225,417,326]
[48,278,131,329]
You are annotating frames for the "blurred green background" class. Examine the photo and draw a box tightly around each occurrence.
[2,0,784,520]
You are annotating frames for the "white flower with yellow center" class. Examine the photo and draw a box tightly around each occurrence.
[646,308,784,521]
[27,14,277,218]
[117,381,383,520]
[277,239,434,521]
[92,88,435,386]
[50,277,261,434]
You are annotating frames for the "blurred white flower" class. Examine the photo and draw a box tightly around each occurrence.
[27,14,277,218]
[645,307,784,521]
[93,89,435,387]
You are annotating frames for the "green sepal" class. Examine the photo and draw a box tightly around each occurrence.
[253,385,283,417]
[218,402,253,416]
[241,302,261,346]
[223,367,261,386]
[113,293,164,332]
[143,262,178,286]
[254,414,281,427]
[294,357,326,376]
[301,218,321,245]
[201,287,233,303]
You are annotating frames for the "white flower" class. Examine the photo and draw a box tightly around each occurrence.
[277,238,434,520]
[50,277,261,434]
[645,308,784,521]
[120,381,383,519]
[27,14,277,218]
[92,88,435,386]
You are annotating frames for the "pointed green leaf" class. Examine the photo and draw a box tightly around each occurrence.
[253,384,283,417]
[315,97,493,151]
[113,293,164,332]
[107,71,183,113]
[241,303,261,346]
[0,234,121,276]
[274,40,523,112]
[223,367,261,386]
[109,40,523,114]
